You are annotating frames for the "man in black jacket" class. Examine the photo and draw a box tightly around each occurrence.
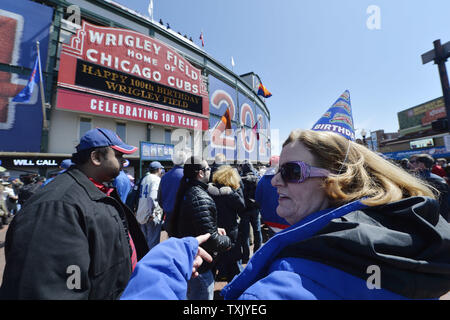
[0,128,149,299]
[172,156,231,300]
[238,161,262,262]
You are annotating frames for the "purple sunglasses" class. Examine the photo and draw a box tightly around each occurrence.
[277,161,330,183]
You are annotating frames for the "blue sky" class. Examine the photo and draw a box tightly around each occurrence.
[119,0,450,154]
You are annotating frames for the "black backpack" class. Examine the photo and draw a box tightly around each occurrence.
[125,176,145,213]
[241,174,259,209]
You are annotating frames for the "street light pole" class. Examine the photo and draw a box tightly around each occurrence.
[433,40,450,130]
[422,39,450,131]
[360,128,367,146]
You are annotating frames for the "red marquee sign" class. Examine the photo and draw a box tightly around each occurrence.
[56,21,209,129]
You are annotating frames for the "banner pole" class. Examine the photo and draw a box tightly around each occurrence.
[36,41,48,130]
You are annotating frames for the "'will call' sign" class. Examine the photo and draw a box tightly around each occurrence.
[7,159,59,166]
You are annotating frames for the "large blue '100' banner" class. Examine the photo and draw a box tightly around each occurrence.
[207,75,271,163]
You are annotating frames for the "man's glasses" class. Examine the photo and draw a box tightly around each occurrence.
[277,161,330,183]
[200,167,211,172]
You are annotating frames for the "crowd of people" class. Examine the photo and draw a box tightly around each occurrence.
[0,172,48,230]
[396,154,450,221]
[0,115,449,299]
[0,128,275,299]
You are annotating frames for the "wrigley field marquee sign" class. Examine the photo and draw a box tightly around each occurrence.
[56,21,209,130]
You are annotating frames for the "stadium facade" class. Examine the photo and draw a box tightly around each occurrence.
[0,0,271,178]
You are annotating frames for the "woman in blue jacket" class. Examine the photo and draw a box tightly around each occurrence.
[121,129,450,300]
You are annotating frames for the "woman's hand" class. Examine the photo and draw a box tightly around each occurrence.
[192,233,213,278]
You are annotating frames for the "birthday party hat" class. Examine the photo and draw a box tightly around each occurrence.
[311,90,355,141]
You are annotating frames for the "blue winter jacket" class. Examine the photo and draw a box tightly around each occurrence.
[113,170,132,203]
[158,165,183,215]
[121,197,450,300]
[221,199,405,299]
[222,200,400,300]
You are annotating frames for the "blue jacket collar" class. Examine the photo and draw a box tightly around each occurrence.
[222,199,368,299]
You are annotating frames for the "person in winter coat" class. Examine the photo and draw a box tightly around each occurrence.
[0,128,149,299]
[166,156,231,300]
[158,149,188,230]
[121,129,450,300]
[238,161,262,262]
[256,155,289,240]
[222,129,450,299]
[113,170,132,203]
[209,153,226,182]
[207,165,245,282]
[431,158,448,181]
